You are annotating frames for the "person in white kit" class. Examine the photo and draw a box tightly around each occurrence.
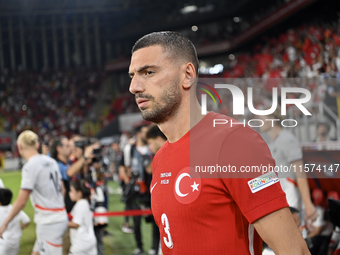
[0,130,68,255]
[0,188,30,255]
[260,107,317,234]
[68,179,97,255]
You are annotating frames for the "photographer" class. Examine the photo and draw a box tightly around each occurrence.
[121,125,155,255]
[50,136,94,255]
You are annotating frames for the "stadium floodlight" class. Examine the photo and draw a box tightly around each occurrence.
[180,5,198,14]
[192,26,198,32]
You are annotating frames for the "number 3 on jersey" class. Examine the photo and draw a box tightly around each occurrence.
[161,213,173,249]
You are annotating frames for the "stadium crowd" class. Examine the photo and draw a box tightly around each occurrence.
[0,69,106,142]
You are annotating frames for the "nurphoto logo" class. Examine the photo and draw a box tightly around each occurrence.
[198,80,312,128]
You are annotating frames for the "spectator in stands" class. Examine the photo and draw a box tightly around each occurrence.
[313,121,335,142]
[323,78,340,122]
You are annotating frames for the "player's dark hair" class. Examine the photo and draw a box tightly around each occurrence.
[0,188,13,206]
[70,180,91,199]
[50,136,67,160]
[132,31,199,74]
[146,125,167,141]
[134,124,148,135]
[289,207,299,214]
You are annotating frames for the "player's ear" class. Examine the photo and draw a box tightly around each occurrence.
[36,142,40,150]
[17,143,23,151]
[182,62,196,90]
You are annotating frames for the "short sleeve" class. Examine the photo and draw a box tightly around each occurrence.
[19,210,31,224]
[71,200,85,226]
[280,134,303,163]
[220,127,288,223]
[58,162,70,180]
[21,164,37,190]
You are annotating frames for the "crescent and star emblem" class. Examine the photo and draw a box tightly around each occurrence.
[175,172,200,197]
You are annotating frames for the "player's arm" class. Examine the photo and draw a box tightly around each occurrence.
[0,189,31,238]
[68,221,79,229]
[119,165,131,184]
[292,159,317,230]
[67,146,94,177]
[61,180,66,197]
[253,207,310,255]
[20,210,31,229]
[21,222,30,229]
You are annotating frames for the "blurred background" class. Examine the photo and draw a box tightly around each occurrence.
[0,0,340,254]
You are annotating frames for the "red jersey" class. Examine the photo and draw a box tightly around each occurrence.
[151,112,288,254]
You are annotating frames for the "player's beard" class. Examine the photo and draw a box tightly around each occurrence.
[137,77,181,124]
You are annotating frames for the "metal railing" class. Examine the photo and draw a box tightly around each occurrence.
[287,102,340,142]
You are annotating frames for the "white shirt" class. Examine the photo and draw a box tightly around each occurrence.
[269,130,303,180]
[0,178,4,188]
[0,205,30,245]
[21,154,67,225]
[70,199,97,253]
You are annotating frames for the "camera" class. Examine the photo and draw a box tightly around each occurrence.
[74,139,91,150]
[92,147,102,163]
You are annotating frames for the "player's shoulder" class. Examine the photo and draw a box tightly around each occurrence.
[203,111,263,143]
[76,199,90,211]
[277,130,299,144]
[26,154,57,168]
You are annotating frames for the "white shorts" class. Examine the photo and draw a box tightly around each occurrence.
[0,242,20,255]
[33,221,68,255]
[69,246,97,255]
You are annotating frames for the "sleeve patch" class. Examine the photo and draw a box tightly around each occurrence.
[248,172,279,193]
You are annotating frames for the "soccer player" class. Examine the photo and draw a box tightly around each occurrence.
[0,130,68,255]
[260,107,317,234]
[128,31,310,254]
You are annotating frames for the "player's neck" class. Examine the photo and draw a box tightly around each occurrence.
[268,126,282,141]
[158,100,203,143]
[24,150,39,161]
